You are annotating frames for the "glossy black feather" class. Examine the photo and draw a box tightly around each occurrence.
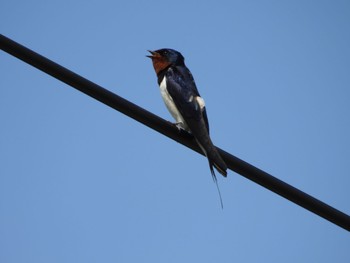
[164,67,227,177]
[149,48,227,177]
[158,66,210,133]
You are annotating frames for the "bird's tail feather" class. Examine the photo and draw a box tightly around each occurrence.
[213,160,227,177]
[209,161,224,209]
[195,138,228,177]
[207,146,227,177]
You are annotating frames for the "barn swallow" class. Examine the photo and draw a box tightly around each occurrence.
[147,49,227,204]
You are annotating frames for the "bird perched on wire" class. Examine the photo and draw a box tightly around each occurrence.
[147,48,227,205]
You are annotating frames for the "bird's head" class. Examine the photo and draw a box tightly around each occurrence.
[147,48,185,74]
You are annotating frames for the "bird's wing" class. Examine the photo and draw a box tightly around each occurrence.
[166,67,228,178]
[166,67,210,133]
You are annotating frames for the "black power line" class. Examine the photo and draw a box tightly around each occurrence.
[1,34,349,231]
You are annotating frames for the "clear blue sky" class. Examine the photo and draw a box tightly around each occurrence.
[1,1,349,262]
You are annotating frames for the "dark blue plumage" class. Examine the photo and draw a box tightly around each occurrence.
[147,49,227,205]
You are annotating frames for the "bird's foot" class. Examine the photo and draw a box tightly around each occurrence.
[171,122,193,138]
[174,122,185,131]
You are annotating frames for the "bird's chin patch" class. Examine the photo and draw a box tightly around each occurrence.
[147,51,171,74]
[153,60,171,74]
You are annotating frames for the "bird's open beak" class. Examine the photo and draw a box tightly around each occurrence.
[146,50,159,59]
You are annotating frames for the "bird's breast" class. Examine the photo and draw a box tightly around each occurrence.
[159,76,188,130]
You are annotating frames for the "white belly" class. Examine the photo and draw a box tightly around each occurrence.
[159,76,189,130]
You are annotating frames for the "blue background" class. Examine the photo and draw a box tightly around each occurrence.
[1,1,349,262]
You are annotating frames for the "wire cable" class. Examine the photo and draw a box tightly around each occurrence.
[1,34,349,231]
